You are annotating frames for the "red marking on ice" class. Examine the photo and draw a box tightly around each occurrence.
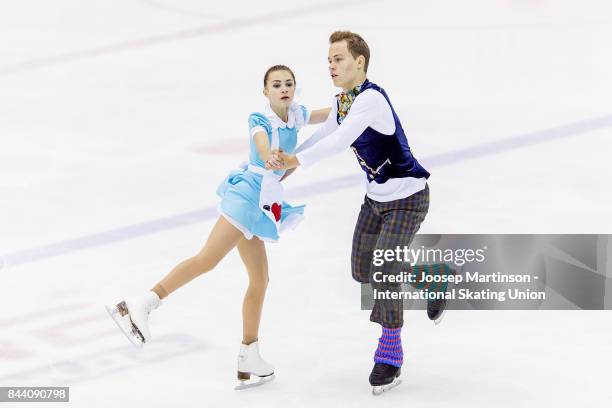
[0,304,88,328]
[0,341,34,360]
[28,314,110,347]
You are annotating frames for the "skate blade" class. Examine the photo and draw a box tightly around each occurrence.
[372,378,402,396]
[434,308,447,325]
[104,303,145,347]
[234,374,275,390]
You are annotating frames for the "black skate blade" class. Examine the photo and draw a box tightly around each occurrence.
[372,378,402,396]
[234,374,275,390]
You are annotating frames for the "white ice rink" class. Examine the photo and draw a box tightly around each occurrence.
[1,0,612,406]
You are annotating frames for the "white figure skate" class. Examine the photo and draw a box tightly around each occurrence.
[234,341,275,390]
[105,291,160,347]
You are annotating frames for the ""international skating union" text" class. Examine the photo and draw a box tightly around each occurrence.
[373,288,546,302]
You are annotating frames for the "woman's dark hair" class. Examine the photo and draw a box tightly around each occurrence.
[263,65,296,87]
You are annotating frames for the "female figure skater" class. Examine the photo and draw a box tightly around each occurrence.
[105,65,330,388]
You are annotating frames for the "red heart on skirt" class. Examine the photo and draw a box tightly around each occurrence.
[271,202,282,222]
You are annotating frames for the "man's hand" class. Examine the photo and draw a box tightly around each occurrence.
[265,150,284,169]
[265,149,299,170]
[274,150,299,170]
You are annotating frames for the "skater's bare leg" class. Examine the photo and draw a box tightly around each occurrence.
[151,216,244,299]
[237,237,269,345]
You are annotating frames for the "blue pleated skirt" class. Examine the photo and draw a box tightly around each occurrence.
[216,168,305,242]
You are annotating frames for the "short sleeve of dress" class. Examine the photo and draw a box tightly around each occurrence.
[300,105,310,126]
[248,112,272,137]
[291,104,309,131]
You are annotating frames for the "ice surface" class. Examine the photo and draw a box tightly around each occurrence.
[1,1,611,407]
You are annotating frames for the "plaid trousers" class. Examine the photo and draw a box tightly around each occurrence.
[351,184,430,328]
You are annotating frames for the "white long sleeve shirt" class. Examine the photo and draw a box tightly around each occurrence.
[295,88,427,202]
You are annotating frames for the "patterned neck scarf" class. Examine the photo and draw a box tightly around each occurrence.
[336,82,364,124]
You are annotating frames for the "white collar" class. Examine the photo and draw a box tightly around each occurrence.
[265,102,300,129]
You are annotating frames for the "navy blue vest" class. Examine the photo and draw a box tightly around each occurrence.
[339,79,430,184]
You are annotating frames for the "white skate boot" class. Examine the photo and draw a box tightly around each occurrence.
[105,291,161,347]
[234,341,275,390]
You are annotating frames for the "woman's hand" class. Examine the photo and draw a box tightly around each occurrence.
[271,150,299,170]
[265,150,284,170]
[265,149,300,170]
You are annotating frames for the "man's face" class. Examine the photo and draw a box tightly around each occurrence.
[328,40,360,89]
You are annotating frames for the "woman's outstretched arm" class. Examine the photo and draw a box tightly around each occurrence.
[253,130,282,168]
[308,107,331,124]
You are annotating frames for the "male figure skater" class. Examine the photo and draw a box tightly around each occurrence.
[270,31,451,395]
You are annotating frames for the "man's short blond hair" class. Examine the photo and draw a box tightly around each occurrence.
[329,31,370,73]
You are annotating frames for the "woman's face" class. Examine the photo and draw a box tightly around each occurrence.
[264,70,295,108]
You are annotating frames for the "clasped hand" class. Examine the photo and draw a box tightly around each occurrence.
[265,149,289,170]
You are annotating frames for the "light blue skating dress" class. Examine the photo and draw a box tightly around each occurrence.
[216,102,309,242]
